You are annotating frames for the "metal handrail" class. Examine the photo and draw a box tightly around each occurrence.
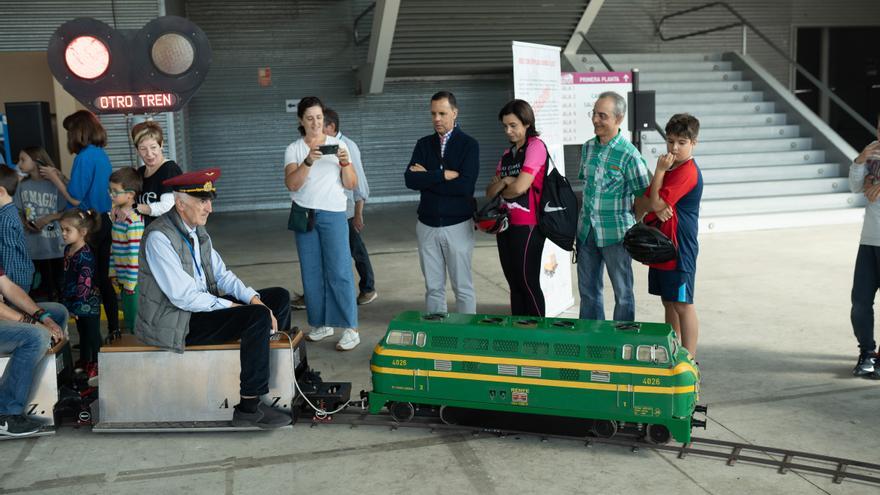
[657,1,876,136]
[354,2,376,46]
[578,32,667,141]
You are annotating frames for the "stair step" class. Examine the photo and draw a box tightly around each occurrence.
[643,80,753,92]
[642,125,800,142]
[578,61,733,73]
[575,53,724,63]
[703,178,849,200]
[642,137,812,156]
[656,101,775,118]
[695,113,788,127]
[700,208,864,233]
[655,91,764,104]
[697,150,826,168]
[701,193,864,216]
[701,163,840,184]
[640,71,743,83]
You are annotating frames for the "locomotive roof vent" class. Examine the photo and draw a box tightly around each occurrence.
[422,313,447,321]
[615,322,641,332]
[551,321,575,329]
[479,317,505,324]
[514,319,539,326]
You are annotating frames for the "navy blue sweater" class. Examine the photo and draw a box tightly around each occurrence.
[404,127,480,227]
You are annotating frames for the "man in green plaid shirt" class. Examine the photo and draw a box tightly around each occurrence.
[577,92,650,321]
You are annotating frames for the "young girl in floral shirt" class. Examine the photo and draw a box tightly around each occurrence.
[59,209,102,374]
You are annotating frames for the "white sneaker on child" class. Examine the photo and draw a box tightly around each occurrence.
[306,326,334,342]
[336,328,360,351]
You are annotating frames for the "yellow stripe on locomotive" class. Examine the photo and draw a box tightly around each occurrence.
[368,311,701,444]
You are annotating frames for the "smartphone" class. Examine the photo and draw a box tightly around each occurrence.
[318,144,339,155]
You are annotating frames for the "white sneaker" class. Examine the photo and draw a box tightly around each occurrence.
[306,326,334,342]
[336,328,360,351]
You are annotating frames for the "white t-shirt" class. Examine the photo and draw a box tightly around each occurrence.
[283,136,348,212]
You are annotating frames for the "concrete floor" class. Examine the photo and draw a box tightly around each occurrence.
[1,203,878,494]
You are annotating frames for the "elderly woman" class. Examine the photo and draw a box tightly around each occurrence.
[284,96,360,351]
[130,121,183,226]
[485,99,548,317]
[41,110,118,337]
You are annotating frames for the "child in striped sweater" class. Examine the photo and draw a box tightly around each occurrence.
[108,168,144,335]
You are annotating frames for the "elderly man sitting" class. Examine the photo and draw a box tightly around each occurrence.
[136,168,291,429]
[0,262,66,437]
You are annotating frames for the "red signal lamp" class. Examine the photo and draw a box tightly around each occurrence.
[64,35,110,80]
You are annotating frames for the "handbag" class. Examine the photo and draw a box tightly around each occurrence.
[287,201,315,233]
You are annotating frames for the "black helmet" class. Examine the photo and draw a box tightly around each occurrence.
[623,222,677,264]
[473,194,509,234]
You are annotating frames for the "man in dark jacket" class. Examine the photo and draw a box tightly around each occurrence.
[404,91,479,314]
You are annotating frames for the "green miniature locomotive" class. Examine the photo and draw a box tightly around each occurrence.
[369,311,703,444]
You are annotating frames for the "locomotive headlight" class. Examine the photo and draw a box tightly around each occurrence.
[151,33,195,76]
[65,35,110,79]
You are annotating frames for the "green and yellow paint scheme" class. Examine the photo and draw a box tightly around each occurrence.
[369,311,701,443]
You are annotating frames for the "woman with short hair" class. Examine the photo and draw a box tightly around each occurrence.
[284,96,360,351]
[486,99,548,316]
[130,121,182,226]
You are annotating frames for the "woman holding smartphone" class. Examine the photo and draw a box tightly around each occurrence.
[283,96,360,351]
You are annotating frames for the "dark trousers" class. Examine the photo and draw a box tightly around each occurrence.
[186,287,290,397]
[33,258,63,300]
[851,244,880,353]
[76,315,102,363]
[348,218,375,293]
[497,224,546,317]
[91,218,119,333]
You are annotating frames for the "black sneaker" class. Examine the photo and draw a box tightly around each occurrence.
[853,352,876,377]
[232,403,291,429]
[0,415,42,437]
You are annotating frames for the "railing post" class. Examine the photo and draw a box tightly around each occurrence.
[741,24,747,54]
[631,69,641,152]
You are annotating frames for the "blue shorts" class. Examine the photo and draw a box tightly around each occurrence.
[648,268,695,304]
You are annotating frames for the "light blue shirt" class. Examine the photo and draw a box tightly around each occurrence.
[338,132,370,219]
[144,223,258,312]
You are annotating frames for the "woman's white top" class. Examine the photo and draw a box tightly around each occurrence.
[283,136,347,212]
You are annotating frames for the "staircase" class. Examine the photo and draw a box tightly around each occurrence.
[566,52,865,232]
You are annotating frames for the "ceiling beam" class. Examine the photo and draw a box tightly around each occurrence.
[563,0,606,55]
[356,0,400,95]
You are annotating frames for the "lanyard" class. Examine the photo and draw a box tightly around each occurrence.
[175,228,202,277]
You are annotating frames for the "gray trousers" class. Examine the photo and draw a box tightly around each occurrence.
[416,220,476,314]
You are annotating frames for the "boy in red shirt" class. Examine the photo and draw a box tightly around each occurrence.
[636,114,703,356]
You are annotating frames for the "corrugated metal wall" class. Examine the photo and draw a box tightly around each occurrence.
[389,0,588,76]
[582,0,880,87]
[185,0,513,211]
[0,0,178,170]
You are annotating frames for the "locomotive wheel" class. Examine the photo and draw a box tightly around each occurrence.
[646,424,671,444]
[591,420,617,438]
[439,405,457,425]
[389,401,415,422]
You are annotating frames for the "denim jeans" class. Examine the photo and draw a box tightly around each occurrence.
[348,218,375,293]
[851,244,880,353]
[0,302,68,415]
[576,228,635,321]
[295,210,358,329]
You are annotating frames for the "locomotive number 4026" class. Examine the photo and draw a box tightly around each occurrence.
[642,377,661,386]
[392,359,407,366]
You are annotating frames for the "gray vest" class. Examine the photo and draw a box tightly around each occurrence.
[135,208,219,353]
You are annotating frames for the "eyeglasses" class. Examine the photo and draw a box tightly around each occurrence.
[588,110,614,121]
[108,188,135,197]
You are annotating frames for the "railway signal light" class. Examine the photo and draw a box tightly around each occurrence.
[48,16,211,115]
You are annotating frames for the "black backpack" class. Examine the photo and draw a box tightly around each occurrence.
[623,221,677,264]
[538,156,579,252]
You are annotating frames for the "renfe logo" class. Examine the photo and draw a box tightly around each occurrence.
[94,93,178,111]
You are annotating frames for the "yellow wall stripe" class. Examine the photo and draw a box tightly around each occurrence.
[371,365,696,395]
[374,345,699,379]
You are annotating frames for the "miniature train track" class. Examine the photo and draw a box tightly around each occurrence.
[313,409,880,486]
